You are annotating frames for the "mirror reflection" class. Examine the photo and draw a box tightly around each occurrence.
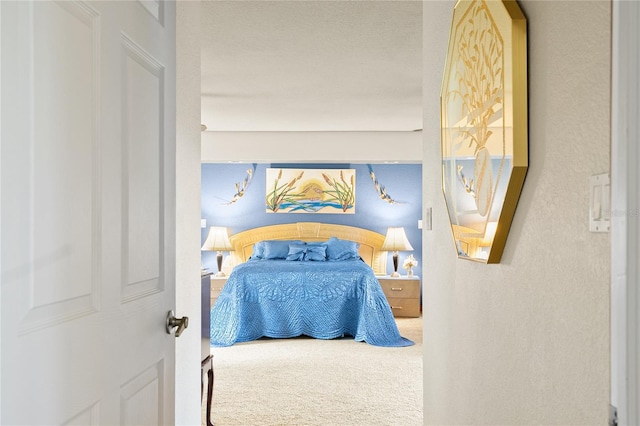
[441,0,527,263]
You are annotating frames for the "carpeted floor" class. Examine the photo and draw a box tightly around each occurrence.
[202,317,423,426]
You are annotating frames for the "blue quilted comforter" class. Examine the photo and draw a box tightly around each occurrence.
[210,259,413,347]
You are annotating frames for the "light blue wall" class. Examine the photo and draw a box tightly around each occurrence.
[201,163,422,277]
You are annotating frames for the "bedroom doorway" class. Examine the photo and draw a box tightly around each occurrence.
[195,1,424,423]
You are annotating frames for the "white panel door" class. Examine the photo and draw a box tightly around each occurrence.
[0,1,177,424]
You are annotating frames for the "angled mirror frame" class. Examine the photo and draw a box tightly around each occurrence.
[441,0,528,263]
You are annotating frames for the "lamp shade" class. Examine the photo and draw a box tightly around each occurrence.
[201,226,233,252]
[381,227,414,252]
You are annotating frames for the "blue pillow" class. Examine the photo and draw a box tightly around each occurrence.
[304,244,327,261]
[262,240,304,260]
[249,241,266,260]
[325,237,360,261]
[286,243,307,261]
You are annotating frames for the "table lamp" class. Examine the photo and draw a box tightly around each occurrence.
[381,227,414,277]
[201,226,234,277]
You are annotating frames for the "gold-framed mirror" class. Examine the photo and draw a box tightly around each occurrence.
[441,0,528,263]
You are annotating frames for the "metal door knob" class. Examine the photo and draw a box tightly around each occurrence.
[166,310,189,337]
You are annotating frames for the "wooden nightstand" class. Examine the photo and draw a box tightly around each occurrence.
[210,276,228,308]
[377,276,421,318]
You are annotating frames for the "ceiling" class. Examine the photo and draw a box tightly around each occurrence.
[200,1,423,132]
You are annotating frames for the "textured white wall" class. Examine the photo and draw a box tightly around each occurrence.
[423,1,611,423]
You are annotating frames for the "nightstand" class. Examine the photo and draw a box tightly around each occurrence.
[377,275,421,318]
[210,276,228,308]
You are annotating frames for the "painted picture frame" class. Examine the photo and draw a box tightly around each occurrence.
[441,0,528,263]
[265,168,356,214]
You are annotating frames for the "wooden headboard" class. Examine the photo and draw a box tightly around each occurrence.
[227,222,388,275]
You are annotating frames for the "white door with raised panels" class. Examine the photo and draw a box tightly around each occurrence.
[1,0,177,424]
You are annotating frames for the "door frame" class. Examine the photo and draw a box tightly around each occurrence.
[611,0,640,424]
[175,1,203,425]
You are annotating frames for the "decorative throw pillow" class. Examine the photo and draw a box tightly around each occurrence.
[303,244,327,261]
[286,243,307,261]
[262,240,304,260]
[249,241,266,260]
[325,237,360,261]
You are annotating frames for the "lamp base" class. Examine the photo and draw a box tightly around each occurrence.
[390,252,400,277]
[216,252,225,277]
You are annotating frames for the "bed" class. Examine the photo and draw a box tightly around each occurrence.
[210,222,414,347]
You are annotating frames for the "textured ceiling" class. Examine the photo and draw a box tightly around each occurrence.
[200,1,423,132]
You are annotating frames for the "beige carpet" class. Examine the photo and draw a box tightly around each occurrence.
[202,317,423,426]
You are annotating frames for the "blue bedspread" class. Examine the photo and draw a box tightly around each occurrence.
[210,259,413,347]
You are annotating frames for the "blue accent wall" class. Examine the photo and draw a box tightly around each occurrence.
[201,163,422,277]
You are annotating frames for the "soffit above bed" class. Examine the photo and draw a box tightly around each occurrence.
[200,0,423,132]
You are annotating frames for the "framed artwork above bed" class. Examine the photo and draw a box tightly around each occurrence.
[266,168,355,214]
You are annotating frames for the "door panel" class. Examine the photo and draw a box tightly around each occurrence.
[121,33,164,302]
[28,0,100,332]
[120,362,163,425]
[1,1,176,424]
